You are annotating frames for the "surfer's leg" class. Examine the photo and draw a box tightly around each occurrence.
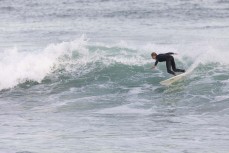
[171,57,185,73]
[166,60,176,76]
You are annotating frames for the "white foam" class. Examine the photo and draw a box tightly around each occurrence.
[0,35,88,90]
[97,104,153,115]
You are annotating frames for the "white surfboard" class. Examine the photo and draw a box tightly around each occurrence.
[160,72,187,86]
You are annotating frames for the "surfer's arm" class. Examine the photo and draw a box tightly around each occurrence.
[166,52,175,55]
[152,60,158,69]
[154,60,158,66]
[166,52,178,55]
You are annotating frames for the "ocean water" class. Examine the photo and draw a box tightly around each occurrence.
[0,0,229,153]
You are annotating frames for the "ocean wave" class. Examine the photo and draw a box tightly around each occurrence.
[0,36,229,90]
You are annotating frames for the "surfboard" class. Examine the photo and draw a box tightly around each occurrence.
[160,72,187,86]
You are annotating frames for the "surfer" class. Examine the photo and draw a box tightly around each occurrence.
[151,52,185,76]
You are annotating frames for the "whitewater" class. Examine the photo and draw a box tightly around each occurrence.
[0,0,229,153]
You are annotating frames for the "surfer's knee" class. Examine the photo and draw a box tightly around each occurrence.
[167,69,175,75]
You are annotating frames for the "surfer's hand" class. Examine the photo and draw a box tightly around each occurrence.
[152,66,156,69]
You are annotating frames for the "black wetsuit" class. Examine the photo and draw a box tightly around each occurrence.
[154,52,185,75]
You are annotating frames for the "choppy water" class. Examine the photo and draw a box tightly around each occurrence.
[0,0,229,153]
